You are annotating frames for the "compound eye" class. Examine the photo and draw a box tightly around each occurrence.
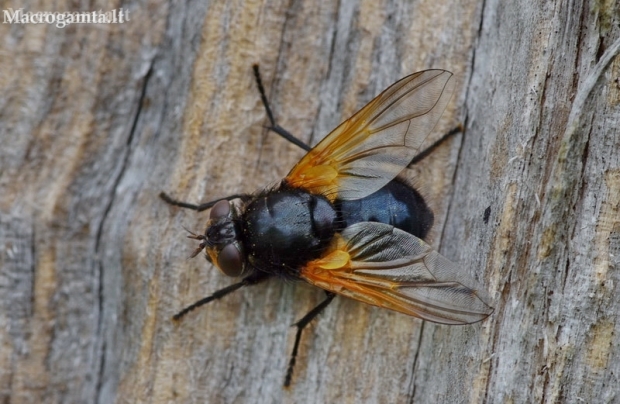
[210,200,230,220]
[217,243,244,277]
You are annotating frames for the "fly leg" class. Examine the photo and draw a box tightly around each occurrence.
[252,64,312,152]
[409,124,464,166]
[159,65,310,209]
[158,192,251,212]
[254,63,463,158]
[284,291,336,387]
[173,270,270,320]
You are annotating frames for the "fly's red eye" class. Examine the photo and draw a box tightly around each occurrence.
[217,243,244,277]
[210,200,230,220]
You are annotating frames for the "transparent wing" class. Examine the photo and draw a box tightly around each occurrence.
[300,222,493,325]
[286,70,454,201]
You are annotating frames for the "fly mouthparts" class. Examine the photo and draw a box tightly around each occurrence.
[188,246,204,259]
[181,226,207,259]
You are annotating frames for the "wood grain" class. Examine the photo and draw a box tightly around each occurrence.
[1,0,618,403]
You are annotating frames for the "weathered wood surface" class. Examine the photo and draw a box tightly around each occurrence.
[1,1,619,403]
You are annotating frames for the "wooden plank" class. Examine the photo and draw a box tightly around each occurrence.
[0,0,618,403]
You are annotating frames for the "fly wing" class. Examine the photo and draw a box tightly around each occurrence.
[300,222,493,325]
[286,70,454,201]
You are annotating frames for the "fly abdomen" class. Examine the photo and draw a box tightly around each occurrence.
[337,178,434,240]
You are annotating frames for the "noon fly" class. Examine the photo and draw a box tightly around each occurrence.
[160,65,494,386]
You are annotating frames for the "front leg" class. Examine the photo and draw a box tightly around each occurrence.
[173,270,271,320]
[159,192,251,212]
